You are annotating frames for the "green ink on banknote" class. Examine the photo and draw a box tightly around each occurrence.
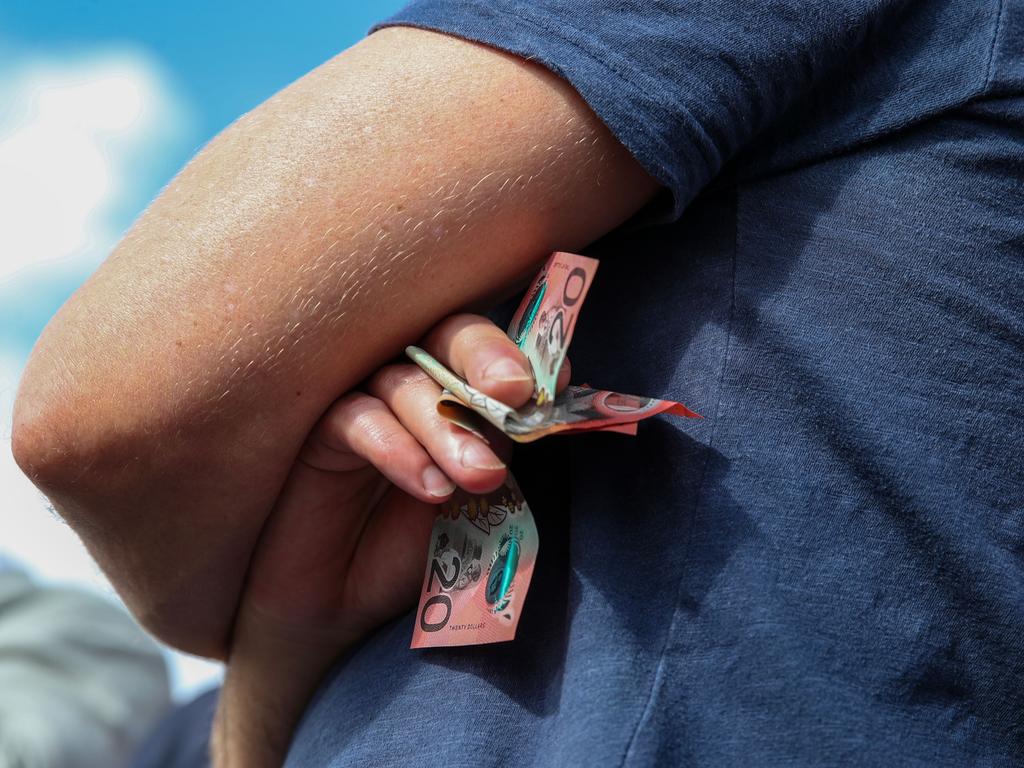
[512,281,545,348]
[486,527,522,611]
[408,252,700,649]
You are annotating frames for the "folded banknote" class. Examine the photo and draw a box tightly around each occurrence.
[409,252,698,649]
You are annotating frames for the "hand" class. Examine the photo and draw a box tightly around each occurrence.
[213,313,569,767]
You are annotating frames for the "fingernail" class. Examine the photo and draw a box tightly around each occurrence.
[460,441,506,471]
[482,357,532,384]
[422,466,456,498]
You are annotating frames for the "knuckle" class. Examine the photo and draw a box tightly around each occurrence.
[454,315,500,345]
[319,393,377,441]
[432,312,486,339]
[357,414,423,468]
[327,391,374,423]
[426,313,496,353]
[368,364,433,398]
[324,394,405,456]
[360,419,401,457]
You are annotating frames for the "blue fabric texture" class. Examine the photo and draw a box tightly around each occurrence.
[283,2,1024,766]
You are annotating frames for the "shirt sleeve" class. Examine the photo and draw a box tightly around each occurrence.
[372,0,908,219]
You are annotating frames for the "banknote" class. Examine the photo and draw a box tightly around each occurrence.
[410,251,698,649]
[410,474,538,649]
[406,345,699,442]
[507,251,597,405]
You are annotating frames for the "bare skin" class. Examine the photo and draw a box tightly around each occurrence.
[12,26,657,766]
[13,27,656,660]
[214,314,568,766]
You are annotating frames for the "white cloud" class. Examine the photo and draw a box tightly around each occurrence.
[0,49,190,584]
[0,50,190,579]
[0,51,190,281]
[0,51,222,700]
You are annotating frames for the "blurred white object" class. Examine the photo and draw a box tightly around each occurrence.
[0,48,221,704]
[1,360,222,704]
[0,567,172,768]
[0,51,190,281]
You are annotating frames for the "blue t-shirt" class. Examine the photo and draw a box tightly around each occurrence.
[134,2,1024,766]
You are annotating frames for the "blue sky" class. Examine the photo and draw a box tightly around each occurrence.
[2,2,405,141]
[0,0,407,699]
[0,0,406,359]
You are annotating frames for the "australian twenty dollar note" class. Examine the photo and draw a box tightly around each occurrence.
[410,473,538,648]
[409,252,699,649]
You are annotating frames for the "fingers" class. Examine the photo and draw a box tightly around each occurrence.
[422,313,535,406]
[366,364,508,494]
[301,391,458,504]
[304,313,570,504]
[556,355,571,394]
[423,313,572,406]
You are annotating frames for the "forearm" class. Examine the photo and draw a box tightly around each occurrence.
[12,27,656,656]
[211,608,356,768]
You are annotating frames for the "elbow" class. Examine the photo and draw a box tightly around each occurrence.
[11,401,231,661]
[11,376,83,493]
[13,333,91,491]
[11,376,127,499]
[10,391,127,542]
[12,339,160,497]
[12,351,236,662]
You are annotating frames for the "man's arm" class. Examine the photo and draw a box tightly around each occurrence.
[12,27,657,657]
